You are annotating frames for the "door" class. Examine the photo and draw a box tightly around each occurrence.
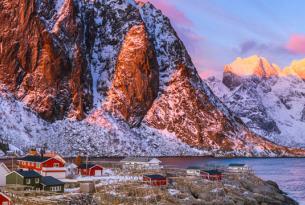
[95,170,102,177]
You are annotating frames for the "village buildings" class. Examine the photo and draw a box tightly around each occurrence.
[65,163,78,178]
[201,170,223,181]
[6,170,65,193]
[227,163,250,173]
[41,176,65,193]
[78,163,103,177]
[6,170,42,191]
[186,166,202,176]
[0,192,11,205]
[121,157,162,170]
[17,155,66,179]
[143,174,167,186]
[0,163,10,187]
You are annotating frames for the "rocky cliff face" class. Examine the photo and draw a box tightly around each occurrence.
[0,0,302,156]
[207,56,305,148]
[104,24,159,126]
[0,0,94,121]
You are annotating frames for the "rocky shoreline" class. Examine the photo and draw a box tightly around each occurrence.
[8,171,297,205]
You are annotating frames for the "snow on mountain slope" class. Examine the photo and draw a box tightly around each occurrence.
[0,85,203,156]
[0,1,303,157]
[206,56,305,148]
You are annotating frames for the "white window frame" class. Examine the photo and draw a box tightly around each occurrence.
[26,178,31,184]
[35,178,39,184]
[51,186,61,192]
[54,163,60,168]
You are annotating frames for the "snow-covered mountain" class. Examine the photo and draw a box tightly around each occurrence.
[0,1,302,157]
[206,55,305,148]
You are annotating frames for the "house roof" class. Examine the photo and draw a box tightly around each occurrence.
[144,174,166,180]
[65,163,78,168]
[0,192,10,201]
[202,170,222,175]
[0,163,10,173]
[41,176,65,186]
[121,157,160,163]
[228,163,246,167]
[16,170,41,178]
[18,155,51,163]
[78,163,102,169]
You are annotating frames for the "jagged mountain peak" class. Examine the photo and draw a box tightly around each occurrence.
[224,55,280,78]
[225,55,305,81]
[282,58,305,79]
[207,56,305,149]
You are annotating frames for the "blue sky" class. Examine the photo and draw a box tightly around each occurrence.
[142,0,305,77]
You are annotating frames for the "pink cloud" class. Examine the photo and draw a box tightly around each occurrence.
[286,34,305,54]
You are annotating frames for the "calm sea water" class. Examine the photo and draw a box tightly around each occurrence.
[160,157,305,205]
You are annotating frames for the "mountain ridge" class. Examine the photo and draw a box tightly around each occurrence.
[0,0,303,157]
[207,56,305,148]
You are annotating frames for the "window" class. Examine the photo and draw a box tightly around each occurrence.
[36,163,40,168]
[26,178,31,184]
[51,186,61,192]
[35,178,39,184]
[54,163,59,167]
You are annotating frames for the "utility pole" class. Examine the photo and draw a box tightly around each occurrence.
[86,153,89,176]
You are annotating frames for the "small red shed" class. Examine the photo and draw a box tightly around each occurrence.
[78,163,103,176]
[0,192,11,205]
[143,174,167,186]
[201,170,223,181]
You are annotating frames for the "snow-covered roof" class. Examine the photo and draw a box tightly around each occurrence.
[65,163,78,168]
[0,162,10,173]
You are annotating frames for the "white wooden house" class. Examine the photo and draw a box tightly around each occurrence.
[121,157,162,170]
[227,163,250,173]
[65,163,78,178]
[186,166,202,176]
[0,163,10,186]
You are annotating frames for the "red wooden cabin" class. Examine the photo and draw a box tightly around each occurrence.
[78,163,103,176]
[17,155,66,179]
[143,174,167,186]
[201,170,223,181]
[0,192,11,205]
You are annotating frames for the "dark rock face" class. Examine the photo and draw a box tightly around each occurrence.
[301,106,305,122]
[145,64,237,150]
[104,24,159,127]
[0,0,93,121]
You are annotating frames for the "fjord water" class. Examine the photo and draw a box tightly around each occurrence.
[161,157,305,204]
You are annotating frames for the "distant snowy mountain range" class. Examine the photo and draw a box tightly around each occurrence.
[206,55,305,148]
[0,0,304,157]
